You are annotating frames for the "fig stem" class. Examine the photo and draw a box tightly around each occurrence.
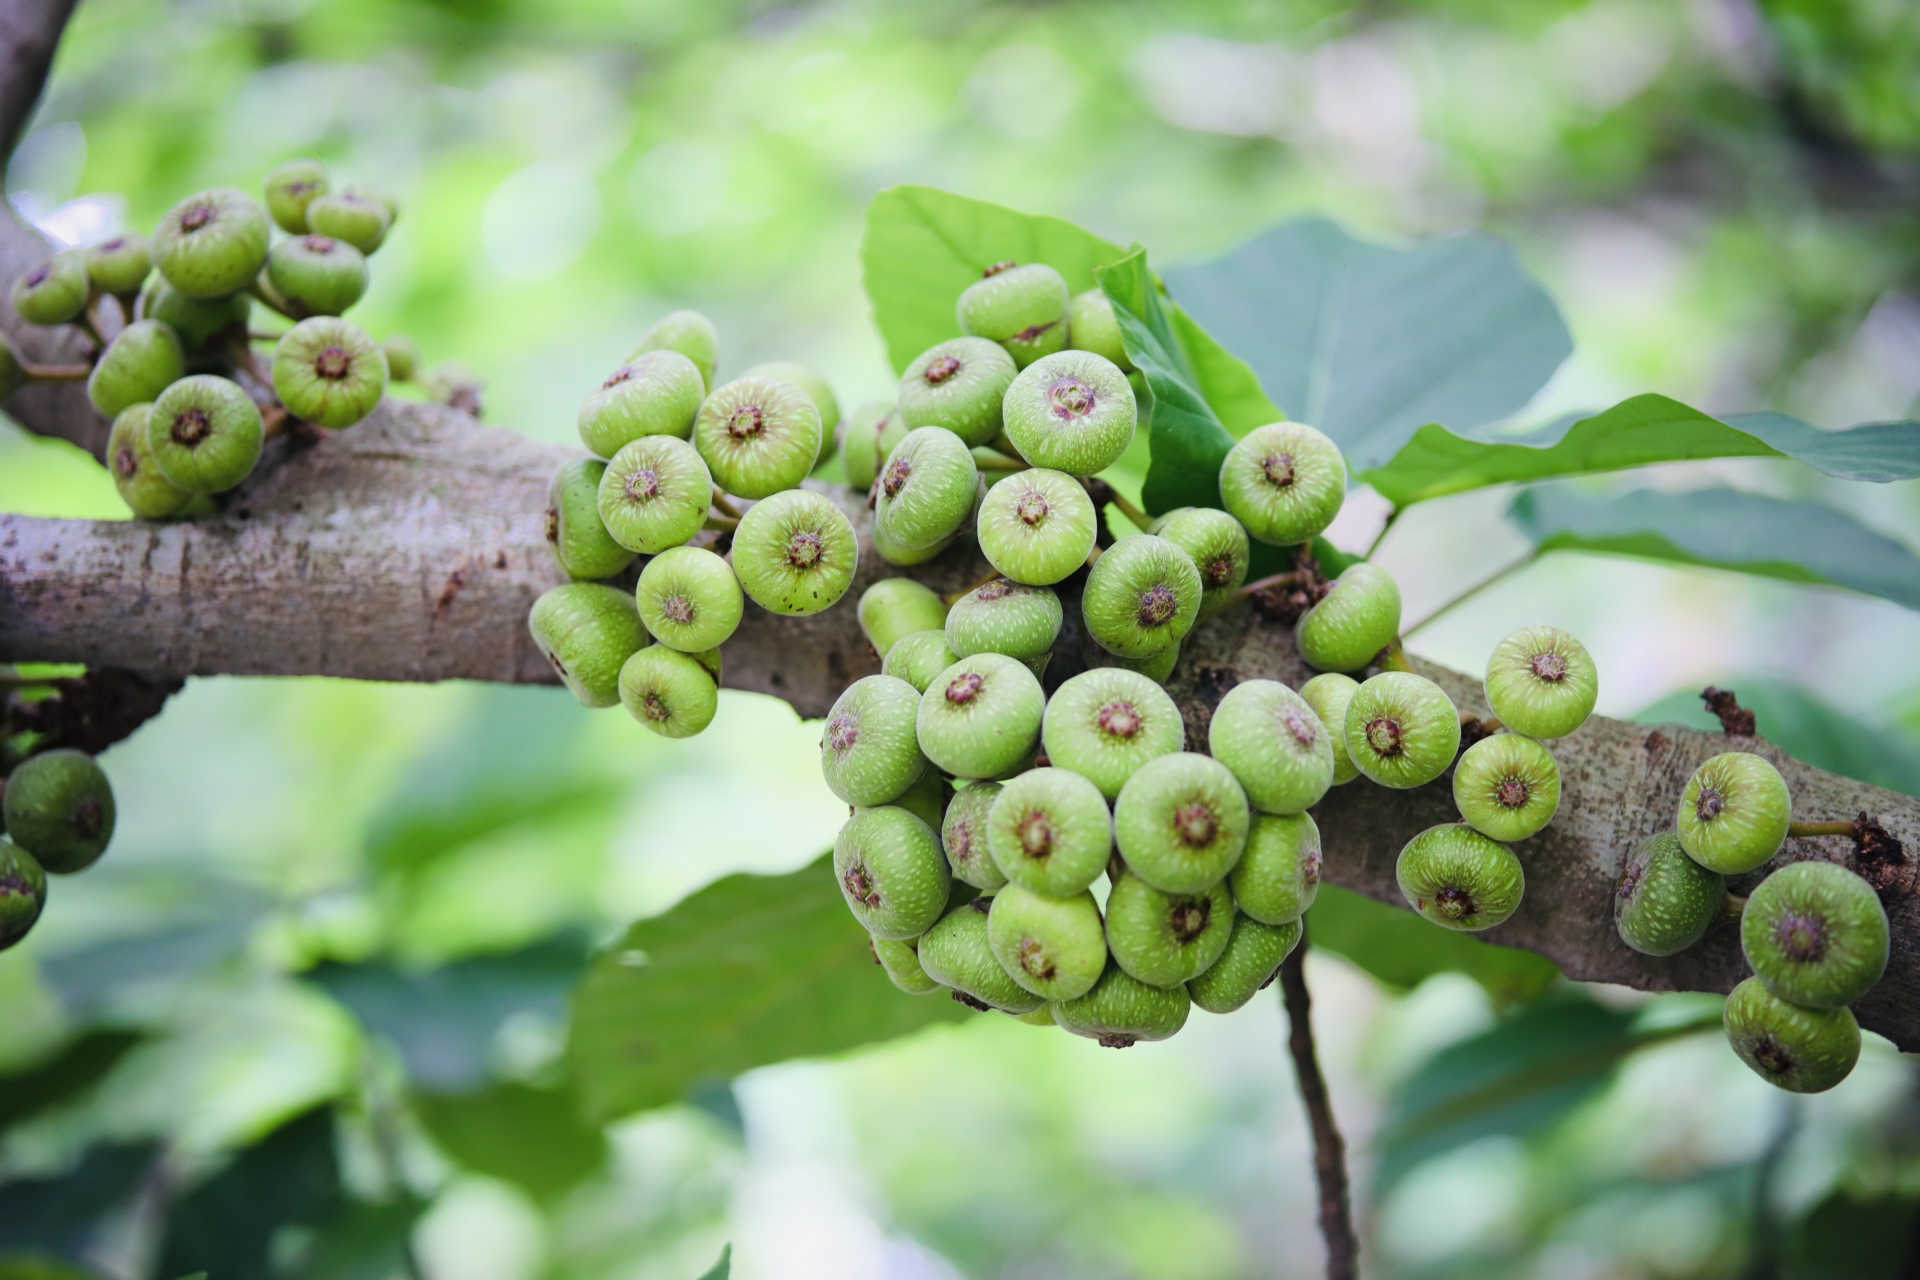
[1460,710,1504,732]
[1104,487,1154,533]
[1364,508,1399,559]
[1376,638,1415,674]
[702,515,739,531]
[249,328,289,343]
[1279,924,1359,1280]
[1788,820,1855,838]
[709,488,742,519]
[970,448,1025,472]
[246,277,300,321]
[942,567,1003,606]
[260,403,291,439]
[1230,564,1320,606]
[20,361,92,381]
[1718,892,1748,925]
[1401,550,1540,637]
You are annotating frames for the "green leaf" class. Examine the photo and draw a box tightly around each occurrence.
[1163,216,1572,469]
[156,1107,340,1280]
[1361,394,1920,507]
[305,1197,429,1280]
[1785,1189,1917,1280]
[568,855,970,1124]
[1509,485,1920,612]
[1305,885,1558,1006]
[0,1031,143,1133]
[698,1245,732,1280]
[1167,304,1283,432]
[414,1081,609,1202]
[0,1143,158,1269]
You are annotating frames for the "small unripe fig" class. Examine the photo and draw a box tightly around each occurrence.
[858,578,949,659]
[1295,562,1401,673]
[85,234,151,298]
[147,374,263,494]
[597,435,712,554]
[578,350,706,457]
[695,375,822,499]
[1396,823,1524,931]
[1483,625,1598,739]
[1228,812,1320,925]
[871,933,941,995]
[872,520,955,567]
[266,234,368,317]
[1053,959,1191,1047]
[153,188,271,297]
[942,780,1008,891]
[821,674,929,807]
[1614,832,1725,957]
[884,630,962,696]
[619,644,720,737]
[273,317,388,428]
[636,545,743,652]
[1300,673,1362,785]
[985,766,1112,897]
[264,158,330,233]
[631,309,718,392]
[527,582,646,708]
[958,261,1070,368]
[1002,350,1137,476]
[545,457,635,580]
[1452,733,1561,842]
[916,652,1045,780]
[1343,671,1461,790]
[0,839,47,951]
[874,426,979,551]
[12,253,88,325]
[108,404,193,519]
[1066,288,1131,371]
[3,749,115,875]
[917,902,1044,1014]
[898,336,1016,448]
[1208,680,1335,816]
[88,320,185,419]
[1150,507,1248,618]
[988,882,1106,1001]
[1742,860,1888,1010]
[1041,667,1184,801]
[877,766,949,836]
[731,488,859,615]
[1083,637,1182,686]
[382,334,419,382]
[1723,976,1859,1094]
[305,191,390,255]
[1104,870,1233,988]
[840,400,907,492]
[945,580,1062,663]
[1219,422,1346,546]
[977,468,1097,586]
[834,806,952,940]
[139,279,247,350]
[743,361,840,453]
[1188,913,1299,1014]
[342,184,400,223]
[1082,534,1202,659]
[1114,752,1251,894]
[1676,752,1791,874]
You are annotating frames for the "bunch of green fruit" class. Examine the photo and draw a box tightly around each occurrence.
[0,747,119,953]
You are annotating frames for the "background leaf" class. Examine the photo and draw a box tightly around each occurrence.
[1634,679,1920,797]
[413,1082,609,1203]
[1509,486,1920,612]
[155,1108,342,1280]
[0,1032,143,1132]
[1306,885,1558,1006]
[698,1245,732,1280]
[0,1143,158,1269]
[568,856,970,1124]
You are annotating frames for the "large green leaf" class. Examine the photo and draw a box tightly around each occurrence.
[414,1081,608,1203]
[156,1107,341,1280]
[1306,885,1558,1006]
[1362,394,1920,507]
[568,855,969,1124]
[0,1142,158,1268]
[0,1032,143,1133]
[1509,485,1920,612]
[1163,216,1572,470]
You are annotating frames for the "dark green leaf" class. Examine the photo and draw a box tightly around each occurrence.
[568,855,970,1124]
[698,1245,731,1280]
[37,918,258,1018]
[414,1081,608,1202]
[156,1107,340,1280]
[304,1198,429,1280]
[0,1142,159,1266]
[1509,485,1920,612]
[1306,885,1558,1006]
[1163,216,1572,470]
[0,1259,104,1280]
[1784,1189,1917,1280]
[0,1032,142,1133]
[1634,679,1920,797]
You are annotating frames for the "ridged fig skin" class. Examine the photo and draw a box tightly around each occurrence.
[1452,733,1562,842]
[152,187,271,297]
[1295,563,1401,674]
[941,781,1009,892]
[871,934,941,995]
[1218,422,1347,546]
[631,309,718,392]
[265,234,367,316]
[874,426,979,550]
[1150,507,1249,618]
[977,468,1098,586]
[1723,976,1860,1094]
[0,839,48,952]
[857,578,949,659]
[527,583,646,709]
[1300,674,1362,785]
[834,807,953,941]
[1082,535,1203,660]
[916,653,1046,781]
[107,405,194,519]
[88,320,185,419]
[1396,823,1525,931]
[1188,913,1300,1014]
[873,522,956,567]
[618,645,719,738]
[730,489,858,616]
[841,401,908,491]
[1053,960,1191,1047]
[1344,671,1462,791]
[597,435,712,555]
[545,458,635,581]
[264,158,329,234]
[1483,625,1599,740]
[1741,861,1889,1010]
[695,375,823,499]
[820,675,930,808]
[1001,349,1137,475]
[577,350,705,457]
[1104,871,1234,988]
[882,631,961,695]
[958,262,1070,367]
[1614,832,1725,957]
[987,883,1108,1001]
[2,749,115,876]
[272,317,389,429]
[743,361,840,447]
[984,767,1113,898]
[1229,812,1321,925]
[12,251,88,325]
[945,580,1063,662]
[1041,668,1184,801]
[1676,751,1792,874]
[917,904,1044,1013]
[147,374,264,494]
[1208,679,1335,816]
[636,546,744,652]
[1066,288,1132,371]
[140,279,249,351]
[1113,752,1251,895]
[897,337,1016,448]
[305,191,391,254]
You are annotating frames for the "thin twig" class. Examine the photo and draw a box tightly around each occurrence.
[1401,550,1540,637]
[21,361,92,381]
[703,514,739,531]
[1106,487,1154,533]
[1364,509,1398,560]
[710,488,742,519]
[1376,637,1415,673]
[971,449,1026,472]
[1279,925,1359,1280]
[943,565,1002,606]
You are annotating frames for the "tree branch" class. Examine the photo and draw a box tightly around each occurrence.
[1280,927,1358,1280]
[0,0,77,163]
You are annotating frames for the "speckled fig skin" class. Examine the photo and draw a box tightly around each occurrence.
[897,337,1016,448]
[527,583,646,709]
[1300,674,1362,786]
[107,405,194,519]
[139,279,248,351]
[1741,860,1889,1010]
[146,375,264,494]
[305,191,391,255]
[958,262,1070,367]
[618,644,719,738]
[85,233,152,297]
[1676,752,1792,874]
[2,749,115,875]
[1041,668,1184,801]
[578,350,706,457]
[265,158,329,234]
[743,361,840,450]
[1218,422,1347,546]
[1396,823,1524,932]
[88,320,185,419]
[266,234,368,317]
[984,766,1112,898]
[988,883,1107,1001]
[1344,672,1462,791]
[1113,752,1251,895]
[1229,812,1321,925]
[1150,507,1249,618]
[1614,832,1724,957]
[945,580,1063,663]
[1002,350,1137,475]
[870,934,940,995]
[152,187,271,297]
[870,767,947,838]
[1083,637,1183,686]
[631,309,718,391]
[872,521,956,567]
[635,546,743,652]
[1066,288,1132,371]
[272,317,389,429]
[834,807,952,941]
[1053,959,1191,1047]
[874,426,979,551]
[730,489,859,616]
[695,375,822,499]
[1082,535,1203,660]
[545,458,635,581]
[820,675,929,808]
[1104,870,1233,988]
[1452,734,1562,842]
[1483,625,1599,740]
[942,781,1008,892]
[1208,680,1335,816]
[597,435,712,555]
[1295,563,1401,674]
[1723,976,1860,1094]
[1188,914,1300,1014]
[857,579,949,660]
[841,401,909,491]
[977,468,1098,586]
[917,903,1044,1014]
[882,630,962,695]
[916,653,1045,781]
[0,839,47,952]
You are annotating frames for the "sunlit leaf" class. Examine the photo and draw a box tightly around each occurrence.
[414,1081,608,1202]
[698,1245,732,1280]
[1306,886,1558,1006]
[1634,679,1920,797]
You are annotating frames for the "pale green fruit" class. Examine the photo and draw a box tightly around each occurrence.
[871,934,940,995]
[88,320,184,419]
[858,579,949,659]
[597,435,712,554]
[545,458,635,581]
[1483,625,1599,739]
[988,883,1107,1001]
[744,361,840,456]
[265,234,368,316]
[1300,673,1362,785]
[695,375,822,499]
[527,583,646,709]
[1040,667,1184,801]
[264,158,329,234]
[0,839,47,952]
[945,580,1062,663]
[917,903,1044,1013]
[1151,507,1248,618]
[636,545,743,652]
[1066,288,1131,370]
[107,404,193,519]
[147,375,263,494]
[1084,637,1183,686]
[1453,734,1561,842]
[821,675,929,808]
[1296,563,1401,673]
[1218,422,1346,546]
[941,781,1008,891]
[1396,824,1524,931]
[1104,870,1233,988]
[1344,672,1461,790]
[140,278,248,350]
[1207,679,1335,815]
[874,426,978,551]
[84,233,152,297]
[872,521,956,567]
[1229,812,1320,925]
[305,191,391,254]
[957,262,1070,368]
[730,489,859,615]
[152,187,271,297]
[915,653,1045,780]
[976,468,1097,586]
[1052,960,1191,1047]
[1676,752,1791,874]
[1614,832,1724,957]
[1082,535,1202,659]
[2,748,115,875]
[985,767,1112,898]
[897,337,1016,448]
[12,252,88,325]
[631,309,718,391]
[578,350,705,457]
[1188,913,1300,1014]
[1002,350,1136,476]
[1113,752,1251,894]
[618,644,720,737]
[1723,976,1860,1094]
[272,316,388,429]
[882,630,961,695]
[1742,860,1888,1010]
[874,766,948,834]
[835,806,951,941]
[840,400,907,491]
[382,334,419,382]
